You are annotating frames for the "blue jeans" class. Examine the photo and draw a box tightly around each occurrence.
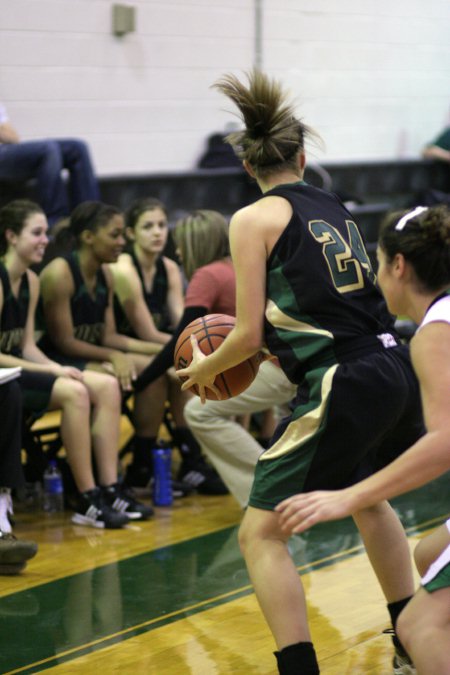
[0,138,100,226]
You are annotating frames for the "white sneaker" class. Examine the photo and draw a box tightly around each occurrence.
[393,652,417,675]
[0,489,13,534]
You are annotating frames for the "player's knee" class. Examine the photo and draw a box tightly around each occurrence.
[57,379,90,412]
[94,373,121,410]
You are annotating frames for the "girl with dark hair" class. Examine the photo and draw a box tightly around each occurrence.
[109,198,200,493]
[176,70,425,674]
[111,197,183,343]
[278,204,450,675]
[0,200,136,529]
[38,200,159,521]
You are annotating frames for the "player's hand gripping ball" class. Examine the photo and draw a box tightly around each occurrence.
[174,314,262,400]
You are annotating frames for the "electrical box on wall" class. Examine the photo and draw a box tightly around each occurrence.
[112,4,136,36]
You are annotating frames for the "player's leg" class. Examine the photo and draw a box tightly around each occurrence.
[239,506,319,674]
[353,502,415,601]
[414,522,450,576]
[397,583,450,675]
[48,376,95,492]
[80,370,122,487]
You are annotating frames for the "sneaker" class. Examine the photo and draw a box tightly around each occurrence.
[71,487,129,529]
[178,457,229,495]
[383,628,416,675]
[125,464,192,499]
[0,530,38,575]
[102,482,154,520]
[393,652,416,675]
[0,489,14,533]
[124,463,153,497]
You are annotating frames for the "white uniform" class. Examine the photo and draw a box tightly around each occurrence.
[417,291,450,589]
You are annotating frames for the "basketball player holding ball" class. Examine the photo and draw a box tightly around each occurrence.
[174,313,261,400]
[176,70,424,675]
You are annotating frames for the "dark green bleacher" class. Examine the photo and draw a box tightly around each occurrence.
[1,159,448,250]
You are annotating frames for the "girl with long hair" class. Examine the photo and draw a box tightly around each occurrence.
[177,70,425,674]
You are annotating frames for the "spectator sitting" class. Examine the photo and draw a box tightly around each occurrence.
[37,201,185,500]
[110,198,220,494]
[0,102,100,228]
[0,199,151,528]
[0,376,38,574]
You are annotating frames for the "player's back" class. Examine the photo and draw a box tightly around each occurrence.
[263,182,397,383]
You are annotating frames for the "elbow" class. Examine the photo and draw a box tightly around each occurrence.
[235,326,264,355]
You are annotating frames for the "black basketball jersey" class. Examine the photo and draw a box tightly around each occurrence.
[262,182,397,384]
[0,262,29,357]
[40,252,109,351]
[113,253,171,336]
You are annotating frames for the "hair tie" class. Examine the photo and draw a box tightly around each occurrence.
[395,206,428,231]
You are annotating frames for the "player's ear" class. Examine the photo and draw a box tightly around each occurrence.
[392,253,407,278]
[243,160,256,178]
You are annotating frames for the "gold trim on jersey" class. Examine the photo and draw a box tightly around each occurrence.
[265,299,334,339]
[260,364,338,460]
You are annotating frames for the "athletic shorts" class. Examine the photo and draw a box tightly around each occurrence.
[18,370,57,416]
[422,520,450,594]
[249,344,425,510]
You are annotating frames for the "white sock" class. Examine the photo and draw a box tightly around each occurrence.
[0,488,13,534]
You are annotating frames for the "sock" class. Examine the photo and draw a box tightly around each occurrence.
[274,641,319,675]
[388,597,413,655]
[171,427,202,461]
[132,436,157,467]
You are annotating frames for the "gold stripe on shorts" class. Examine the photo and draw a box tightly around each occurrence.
[260,364,338,461]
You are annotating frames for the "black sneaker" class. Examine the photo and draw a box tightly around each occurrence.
[178,457,229,495]
[125,464,192,499]
[383,628,416,675]
[124,463,153,497]
[71,487,129,529]
[102,482,154,520]
[0,531,38,574]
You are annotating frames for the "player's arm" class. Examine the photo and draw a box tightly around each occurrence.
[133,305,208,392]
[40,259,118,361]
[100,266,161,356]
[276,323,450,534]
[164,256,185,328]
[109,257,171,344]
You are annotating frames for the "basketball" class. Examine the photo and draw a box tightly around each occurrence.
[174,313,261,400]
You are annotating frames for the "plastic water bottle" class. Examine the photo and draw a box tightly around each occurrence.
[43,460,64,512]
[152,445,173,506]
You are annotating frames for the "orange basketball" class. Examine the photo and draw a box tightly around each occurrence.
[174,314,261,400]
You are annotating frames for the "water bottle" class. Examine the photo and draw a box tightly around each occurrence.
[152,444,173,506]
[43,460,64,512]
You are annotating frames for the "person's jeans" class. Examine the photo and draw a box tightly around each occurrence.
[0,139,100,226]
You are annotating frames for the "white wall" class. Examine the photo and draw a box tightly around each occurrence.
[0,0,449,175]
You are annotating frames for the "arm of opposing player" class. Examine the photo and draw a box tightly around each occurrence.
[276,323,450,534]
